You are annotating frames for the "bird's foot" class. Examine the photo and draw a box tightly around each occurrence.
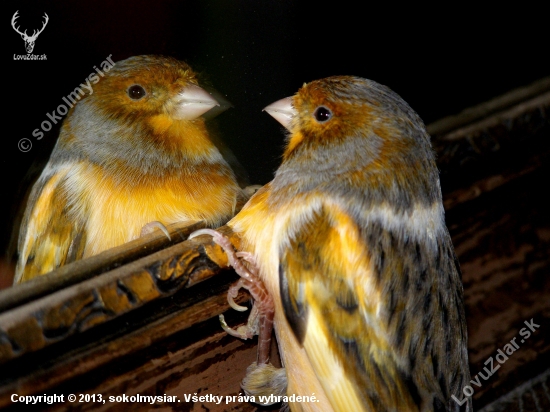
[189,228,274,364]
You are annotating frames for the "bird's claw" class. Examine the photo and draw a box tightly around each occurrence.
[219,314,253,339]
[140,221,171,240]
[219,313,257,339]
[228,278,251,311]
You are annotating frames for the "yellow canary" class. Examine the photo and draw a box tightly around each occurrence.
[193,76,471,411]
[15,55,241,283]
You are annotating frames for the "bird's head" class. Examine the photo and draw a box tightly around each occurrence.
[62,55,225,172]
[91,55,219,123]
[265,76,432,165]
[264,76,440,207]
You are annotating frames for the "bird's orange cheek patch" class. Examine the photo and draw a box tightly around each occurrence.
[146,115,215,156]
[148,114,174,134]
[285,131,305,157]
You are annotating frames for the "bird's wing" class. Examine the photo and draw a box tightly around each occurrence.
[15,165,86,283]
[279,202,421,412]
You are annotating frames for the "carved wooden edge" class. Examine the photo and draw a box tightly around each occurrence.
[0,221,206,312]
[0,274,253,409]
[0,224,242,366]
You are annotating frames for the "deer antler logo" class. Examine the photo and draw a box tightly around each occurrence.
[11,11,49,54]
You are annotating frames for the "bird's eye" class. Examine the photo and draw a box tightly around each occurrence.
[313,106,332,123]
[127,84,146,100]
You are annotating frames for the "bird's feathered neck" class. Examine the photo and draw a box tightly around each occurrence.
[50,100,226,184]
[270,128,442,215]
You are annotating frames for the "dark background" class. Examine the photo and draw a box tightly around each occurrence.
[2,0,548,286]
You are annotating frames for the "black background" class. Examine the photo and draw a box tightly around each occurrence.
[2,0,548,286]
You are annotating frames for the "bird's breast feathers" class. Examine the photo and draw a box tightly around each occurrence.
[68,161,237,255]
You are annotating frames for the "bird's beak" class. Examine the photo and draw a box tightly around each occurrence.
[263,97,295,131]
[200,85,234,121]
[172,84,220,120]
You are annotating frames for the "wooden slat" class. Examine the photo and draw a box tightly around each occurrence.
[427,76,550,137]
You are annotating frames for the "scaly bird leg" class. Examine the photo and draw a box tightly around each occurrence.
[189,228,274,365]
